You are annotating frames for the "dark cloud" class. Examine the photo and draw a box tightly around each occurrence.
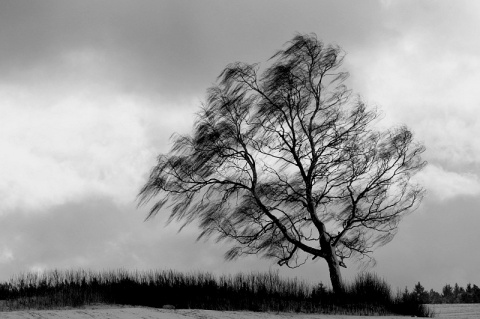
[0,200,130,278]
[0,198,323,282]
[1,188,480,291]
[0,0,390,101]
[373,196,480,291]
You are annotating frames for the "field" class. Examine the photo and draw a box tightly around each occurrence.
[2,303,479,318]
[0,305,419,319]
[428,303,480,318]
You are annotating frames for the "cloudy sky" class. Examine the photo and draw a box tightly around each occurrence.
[1,0,479,292]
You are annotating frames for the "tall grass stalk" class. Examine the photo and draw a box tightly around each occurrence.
[0,269,432,317]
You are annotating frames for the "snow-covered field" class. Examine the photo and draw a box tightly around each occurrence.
[4,303,480,319]
[0,305,415,319]
[428,303,480,318]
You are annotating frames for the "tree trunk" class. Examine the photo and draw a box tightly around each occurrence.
[325,250,344,294]
[320,231,344,294]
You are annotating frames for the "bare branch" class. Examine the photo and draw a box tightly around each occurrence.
[139,33,426,293]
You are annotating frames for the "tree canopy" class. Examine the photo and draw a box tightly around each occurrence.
[139,33,426,293]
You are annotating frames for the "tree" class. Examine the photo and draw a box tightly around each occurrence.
[413,282,429,303]
[473,284,480,303]
[442,284,454,303]
[428,289,442,304]
[139,34,426,293]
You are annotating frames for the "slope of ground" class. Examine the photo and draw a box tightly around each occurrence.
[0,305,414,319]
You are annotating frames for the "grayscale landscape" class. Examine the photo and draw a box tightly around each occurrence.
[0,0,479,318]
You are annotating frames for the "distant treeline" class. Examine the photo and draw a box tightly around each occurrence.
[405,282,480,304]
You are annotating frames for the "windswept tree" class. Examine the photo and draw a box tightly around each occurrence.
[139,34,426,293]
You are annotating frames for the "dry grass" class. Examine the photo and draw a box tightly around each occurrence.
[0,269,433,317]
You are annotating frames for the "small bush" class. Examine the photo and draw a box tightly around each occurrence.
[309,273,433,317]
[392,287,435,317]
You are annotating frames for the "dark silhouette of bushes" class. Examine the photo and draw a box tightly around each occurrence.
[403,281,480,304]
[0,269,431,317]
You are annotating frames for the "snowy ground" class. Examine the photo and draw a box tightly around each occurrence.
[0,305,413,319]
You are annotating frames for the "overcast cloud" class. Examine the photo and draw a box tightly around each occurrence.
[0,0,479,292]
